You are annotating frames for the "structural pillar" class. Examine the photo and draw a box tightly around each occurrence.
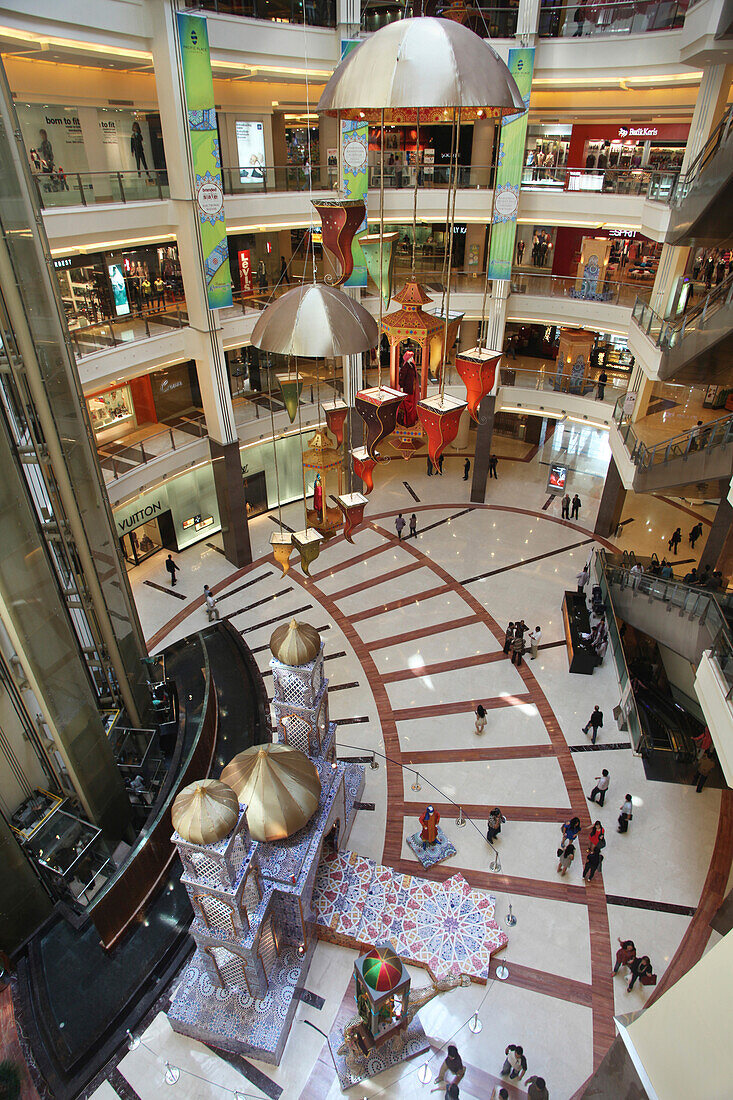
[469,119,494,187]
[697,498,733,582]
[470,395,496,503]
[594,456,626,539]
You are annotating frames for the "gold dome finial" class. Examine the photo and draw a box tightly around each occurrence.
[269,619,321,665]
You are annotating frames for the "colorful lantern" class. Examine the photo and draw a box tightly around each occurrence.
[277,374,303,423]
[360,231,399,311]
[352,446,377,494]
[270,531,294,576]
[416,392,467,465]
[391,423,425,458]
[455,347,501,422]
[354,386,404,462]
[302,429,343,535]
[322,398,349,447]
[312,198,366,287]
[382,279,443,401]
[427,307,464,384]
[335,492,368,542]
[291,528,324,577]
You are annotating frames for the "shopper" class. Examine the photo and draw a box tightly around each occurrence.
[503,622,515,655]
[279,256,290,285]
[577,565,590,593]
[573,2,587,35]
[490,1088,509,1100]
[427,456,434,476]
[556,842,575,876]
[689,522,704,548]
[692,750,715,792]
[588,769,610,806]
[489,454,498,479]
[583,705,603,744]
[500,1044,527,1081]
[475,704,487,735]
[596,370,608,401]
[487,807,505,843]
[526,1077,550,1100]
[463,458,471,481]
[511,630,524,667]
[445,1084,460,1100]
[583,845,603,881]
[627,955,654,992]
[409,513,417,539]
[434,1045,465,1087]
[668,527,682,554]
[613,939,636,976]
[561,493,570,519]
[561,816,581,848]
[438,454,445,475]
[395,513,406,540]
[528,625,542,660]
[203,585,220,621]
[165,554,180,587]
[618,794,633,833]
[587,821,605,850]
[571,494,581,519]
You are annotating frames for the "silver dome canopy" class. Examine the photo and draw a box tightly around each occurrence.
[250,283,378,358]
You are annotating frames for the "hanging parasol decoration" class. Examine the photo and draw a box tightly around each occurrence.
[354,386,405,462]
[250,283,378,359]
[270,530,294,576]
[312,199,366,287]
[360,231,399,312]
[277,374,303,424]
[291,527,324,577]
[352,446,377,494]
[359,945,404,993]
[220,744,321,843]
[417,392,467,466]
[455,347,502,422]
[336,492,369,543]
[322,397,349,447]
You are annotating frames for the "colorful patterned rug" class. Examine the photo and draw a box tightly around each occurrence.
[406,825,457,867]
[313,850,507,981]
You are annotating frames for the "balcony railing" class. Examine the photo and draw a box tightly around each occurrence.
[498,362,629,404]
[185,0,336,26]
[32,170,169,210]
[538,0,686,37]
[512,271,652,307]
[361,3,519,35]
[612,394,733,469]
[631,272,733,350]
[68,306,188,358]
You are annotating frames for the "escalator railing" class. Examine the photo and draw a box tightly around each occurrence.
[631,271,733,351]
[612,393,733,471]
[670,103,733,208]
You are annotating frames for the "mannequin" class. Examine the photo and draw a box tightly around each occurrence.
[397,348,419,427]
[313,473,325,521]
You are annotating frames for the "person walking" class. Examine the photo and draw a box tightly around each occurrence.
[588,821,605,850]
[689,522,703,548]
[556,841,575,876]
[489,454,498,479]
[692,750,715,792]
[668,527,682,555]
[618,793,633,833]
[613,939,636,976]
[626,955,654,992]
[165,554,180,587]
[503,622,515,655]
[409,513,417,539]
[577,565,590,593]
[475,704,487,735]
[487,807,505,843]
[583,844,604,881]
[511,630,524,667]
[596,370,608,401]
[529,625,542,660]
[588,769,610,806]
[203,585,220,621]
[395,513,406,540]
[526,1076,550,1100]
[427,456,433,476]
[434,1045,466,1088]
[561,816,581,849]
[500,1044,527,1081]
[583,705,603,743]
[561,493,570,519]
[491,1088,509,1100]
[463,458,471,481]
[571,494,581,519]
[438,453,445,475]
[279,256,290,285]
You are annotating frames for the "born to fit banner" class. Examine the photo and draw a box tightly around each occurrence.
[487,47,535,282]
[176,12,233,309]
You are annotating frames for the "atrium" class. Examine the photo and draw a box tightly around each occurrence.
[0,0,732,1098]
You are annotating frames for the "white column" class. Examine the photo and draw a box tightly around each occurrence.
[681,64,733,174]
[649,243,689,319]
[470,119,494,188]
[517,0,542,40]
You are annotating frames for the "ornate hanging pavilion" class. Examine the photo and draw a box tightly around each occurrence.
[302,428,343,536]
[381,278,444,455]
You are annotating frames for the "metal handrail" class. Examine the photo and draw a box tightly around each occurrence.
[612,394,733,470]
[631,273,733,349]
[31,169,169,209]
[538,0,686,36]
[671,103,733,205]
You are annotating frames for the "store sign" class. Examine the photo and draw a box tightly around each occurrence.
[609,229,637,238]
[341,117,368,287]
[238,249,253,295]
[487,47,535,281]
[117,499,164,533]
[176,12,233,310]
[54,257,73,269]
[617,126,658,138]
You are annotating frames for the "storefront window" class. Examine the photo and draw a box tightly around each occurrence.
[120,519,163,568]
[87,384,135,435]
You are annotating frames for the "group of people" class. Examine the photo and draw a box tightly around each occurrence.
[502,620,542,667]
[561,494,582,520]
[692,247,733,290]
[682,563,725,591]
[433,1042,550,1099]
[530,230,553,268]
[556,816,607,880]
[394,513,418,540]
[613,938,656,993]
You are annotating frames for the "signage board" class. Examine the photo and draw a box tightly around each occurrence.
[547,462,567,494]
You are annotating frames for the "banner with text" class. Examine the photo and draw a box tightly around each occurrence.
[487,47,535,282]
[176,12,233,309]
[340,119,368,287]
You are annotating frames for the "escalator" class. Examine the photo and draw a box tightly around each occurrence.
[666,104,733,245]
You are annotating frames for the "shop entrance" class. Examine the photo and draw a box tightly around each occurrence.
[120,509,176,568]
[243,470,268,518]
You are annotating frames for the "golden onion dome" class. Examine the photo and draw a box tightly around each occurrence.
[172,779,240,845]
[269,619,321,666]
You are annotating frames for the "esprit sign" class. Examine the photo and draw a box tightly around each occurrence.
[617,126,658,138]
[117,500,163,533]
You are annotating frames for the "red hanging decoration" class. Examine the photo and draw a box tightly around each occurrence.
[336,492,368,543]
[352,447,377,494]
[322,398,349,447]
[416,393,467,466]
[312,199,366,287]
[455,347,501,422]
[354,386,404,462]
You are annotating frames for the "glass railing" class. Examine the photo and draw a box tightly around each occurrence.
[538,0,685,37]
[591,552,645,750]
[361,3,519,35]
[612,393,733,470]
[32,170,169,209]
[523,165,681,199]
[670,104,733,207]
[511,271,652,306]
[68,305,188,358]
[498,362,629,403]
[220,163,498,194]
[631,273,733,350]
[186,0,336,26]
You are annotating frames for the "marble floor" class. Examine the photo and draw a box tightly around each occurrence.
[90,437,730,1100]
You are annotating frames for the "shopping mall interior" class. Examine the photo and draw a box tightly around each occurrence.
[0,0,732,1097]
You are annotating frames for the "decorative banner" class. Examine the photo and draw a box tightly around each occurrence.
[312,199,366,286]
[323,398,349,447]
[341,119,368,287]
[336,492,368,543]
[176,13,233,309]
[277,375,303,423]
[427,309,464,381]
[455,348,502,422]
[291,528,323,577]
[352,447,377,494]
[360,231,398,311]
[416,394,467,466]
[238,249,253,296]
[487,47,535,282]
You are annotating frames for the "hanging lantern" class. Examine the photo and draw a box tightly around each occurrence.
[270,531,294,576]
[336,492,368,543]
[302,429,343,535]
[291,528,324,577]
[277,374,303,423]
[416,393,467,465]
[312,199,366,287]
[427,307,464,384]
[391,424,425,458]
[322,398,349,447]
[382,279,443,401]
[360,231,399,311]
[352,447,377,494]
[354,386,404,462]
[455,347,501,422]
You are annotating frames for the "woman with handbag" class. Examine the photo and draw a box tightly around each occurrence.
[627,955,654,992]
[487,808,506,844]
[561,817,581,848]
[475,704,487,735]
[557,841,575,876]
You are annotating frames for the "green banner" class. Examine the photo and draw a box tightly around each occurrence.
[176,12,233,309]
[487,47,535,282]
[341,119,368,287]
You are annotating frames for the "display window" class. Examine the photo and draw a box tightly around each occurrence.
[87,384,136,435]
[120,518,164,568]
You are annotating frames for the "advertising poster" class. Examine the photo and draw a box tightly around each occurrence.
[340,119,368,287]
[176,12,233,310]
[238,249,253,295]
[487,48,535,282]
[235,120,266,185]
[547,462,567,494]
[108,263,131,317]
